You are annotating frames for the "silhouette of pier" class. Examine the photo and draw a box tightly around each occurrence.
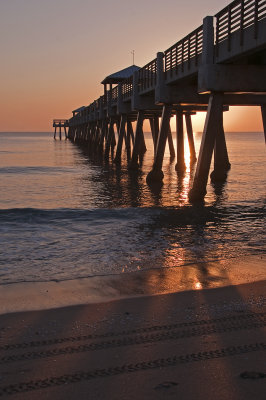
[54,0,266,201]
[53,119,68,140]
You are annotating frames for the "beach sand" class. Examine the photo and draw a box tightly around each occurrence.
[0,256,265,399]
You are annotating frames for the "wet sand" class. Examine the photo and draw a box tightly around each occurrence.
[0,256,265,399]
[0,255,265,315]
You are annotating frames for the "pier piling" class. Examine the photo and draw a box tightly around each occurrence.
[188,93,223,201]
[129,111,145,170]
[175,110,185,172]
[53,120,68,140]
[185,114,197,163]
[146,105,172,183]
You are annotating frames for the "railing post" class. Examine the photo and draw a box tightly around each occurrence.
[228,6,232,51]
[155,52,168,104]
[254,0,259,39]
[117,83,124,114]
[132,71,140,110]
[240,0,244,46]
[216,14,220,57]
[202,16,214,65]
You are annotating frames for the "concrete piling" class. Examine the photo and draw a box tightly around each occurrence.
[189,93,223,201]
[146,105,172,183]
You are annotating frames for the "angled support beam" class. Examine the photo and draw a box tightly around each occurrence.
[154,116,159,150]
[114,114,127,163]
[185,114,197,163]
[175,110,185,171]
[189,93,224,202]
[127,120,135,146]
[168,124,175,158]
[89,123,96,146]
[99,120,108,150]
[104,119,114,159]
[149,118,156,153]
[111,120,118,149]
[95,121,102,147]
[149,116,160,154]
[71,127,75,142]
[94,122,101,146]
[74,126,79,142]
[74,127,79,143]
[146,104,172,182]
[87,122,92,145]
[86,123,92,146]
[84,124,88,142]
[139,130,147,156]
[210,123,231,182]
[125,120,132,159]
[129,110,145,169]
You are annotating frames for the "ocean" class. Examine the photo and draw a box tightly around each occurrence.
[0,131,265,286]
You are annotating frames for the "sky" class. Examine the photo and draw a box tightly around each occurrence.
[0,0,264,132]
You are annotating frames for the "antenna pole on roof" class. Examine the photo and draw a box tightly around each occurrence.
[131,50,135,65]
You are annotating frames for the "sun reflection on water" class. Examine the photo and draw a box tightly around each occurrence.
[175,133,193,204]
[195,281,202,290]
[184,136,191,168]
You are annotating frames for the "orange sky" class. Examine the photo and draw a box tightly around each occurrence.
[0,0,264,133]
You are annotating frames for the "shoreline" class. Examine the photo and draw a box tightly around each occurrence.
[0,279,265,399]
[0,254,265,315]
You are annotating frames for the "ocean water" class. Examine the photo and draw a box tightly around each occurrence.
[0,131,265,285]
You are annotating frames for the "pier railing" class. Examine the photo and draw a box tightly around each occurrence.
[164,25,203,82]
[138,58,157,94]
[111,86,118,104]
[53,119,68,126]
[122,77,133,101]
[215,0,266,55]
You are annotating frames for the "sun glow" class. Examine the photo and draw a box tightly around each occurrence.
[195,281,202,290]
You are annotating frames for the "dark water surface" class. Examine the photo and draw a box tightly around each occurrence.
[0,131,265,284]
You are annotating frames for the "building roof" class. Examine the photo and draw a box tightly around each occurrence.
[101,65,140,84]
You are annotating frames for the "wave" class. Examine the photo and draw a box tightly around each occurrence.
[0,205,265,285]
[0,132,51,137]
[0,204,264,225]
[0,166,79,175]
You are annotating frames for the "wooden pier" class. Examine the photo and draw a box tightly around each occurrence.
[53,119,69,140]
[54,0,266,201]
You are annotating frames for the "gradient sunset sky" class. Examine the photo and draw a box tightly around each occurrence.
[0,0,263,132]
